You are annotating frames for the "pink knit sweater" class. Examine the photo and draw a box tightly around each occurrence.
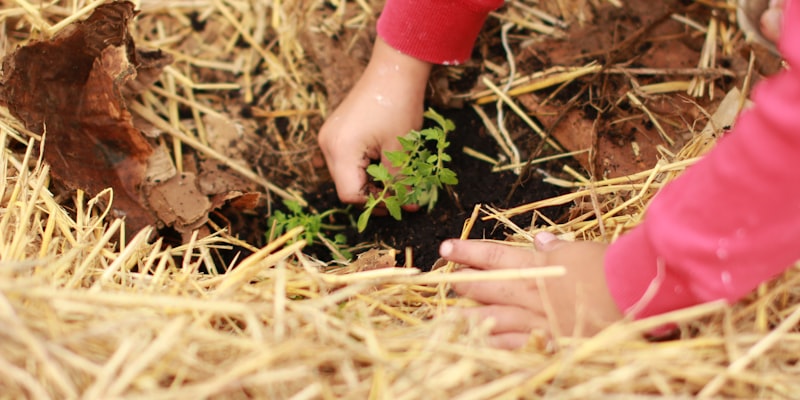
[377,0,800,318]
[604,0,800,318]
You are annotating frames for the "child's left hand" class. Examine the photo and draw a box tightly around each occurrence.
[438,233,624,349]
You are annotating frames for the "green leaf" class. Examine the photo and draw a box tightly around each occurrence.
[364,192,378,205]
[423,175,441,190]
[416,163,433,176]
[427,190,439,212]
[385,150,407,167]
[420,127,438,141]
[284,199,303,214]
[418,149,432,161]
[443,119,455,132]
[272,210,287,220]
[423,108,446,128]
[423,108,455,132]
[426,154,438,164]
[366,164,392,182]
[357,209,371,232]
[393,185,408,202]
[439,168,459,185]
[384,196,403,220]
[400,166,416,177]
[416,191,431,206]
[440,153,451,162]
[398,136,416,151]
[397,176,417,188]
[306,216,322,235]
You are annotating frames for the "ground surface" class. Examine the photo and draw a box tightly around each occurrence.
[314,109,570,268]
[217,106,570,269]
[4,0,780,271]
[4,2,800,399]
[215,0,779,269]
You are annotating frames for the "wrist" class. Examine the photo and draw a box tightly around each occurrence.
[365,36,432,95]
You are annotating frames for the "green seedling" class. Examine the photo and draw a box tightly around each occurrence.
[357,108,459,232]
[267,199,351,258]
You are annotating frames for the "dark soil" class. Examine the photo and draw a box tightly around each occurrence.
[211,106,573,271]
[200,0,780,272]
[318,107,571,269]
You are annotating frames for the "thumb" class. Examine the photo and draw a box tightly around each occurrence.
[533,231,563,252]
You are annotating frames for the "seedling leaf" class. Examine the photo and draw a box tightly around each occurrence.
[439,168,459,185]
[357,209,371,232]
[356,108,458,231]
[385,150,407,167]
[367,164,392,182]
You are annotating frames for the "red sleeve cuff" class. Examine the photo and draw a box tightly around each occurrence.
[604,227,704,319]
[377,0,502,65]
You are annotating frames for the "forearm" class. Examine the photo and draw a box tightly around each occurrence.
[604,0,800,318]
[377,0,504,64]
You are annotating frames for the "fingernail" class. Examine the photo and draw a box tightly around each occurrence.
[439,240,454,257]
[534,231,558,247]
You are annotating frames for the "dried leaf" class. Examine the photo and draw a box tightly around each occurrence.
[349,248,398,272]
[0,1,172,233]
[145,173,211,239]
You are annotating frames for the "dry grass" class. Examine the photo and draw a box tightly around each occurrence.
[1,0,799,398]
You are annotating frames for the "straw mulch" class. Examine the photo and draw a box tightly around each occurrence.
[1,0,799,398]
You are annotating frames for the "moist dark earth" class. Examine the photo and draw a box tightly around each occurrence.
[211,0,780,271]
[64,0,774,273]
[218,107,572,270]
[1,0,779,278]
[320,108,570,269]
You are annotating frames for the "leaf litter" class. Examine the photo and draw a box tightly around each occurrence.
[1,0,799,398]
[0,1,262,242]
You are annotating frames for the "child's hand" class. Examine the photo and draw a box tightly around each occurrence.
[318,37,432,207]
[439,233,623,349]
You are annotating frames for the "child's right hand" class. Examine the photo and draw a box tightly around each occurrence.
[318,37,432,207]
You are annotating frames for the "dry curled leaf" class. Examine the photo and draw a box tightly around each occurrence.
[145,173,211,233]
[0,1,173,234]
[0,1,259,242]
[348,248,398,272]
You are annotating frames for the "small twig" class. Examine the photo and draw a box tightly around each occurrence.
[625,91,676,146]
[481,77,563,152]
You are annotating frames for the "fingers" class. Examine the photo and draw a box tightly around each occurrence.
[761,7,783,43]
[439,239,545,271]
[318,117,370,205]
[461,305,547,334]
[318,111,422,209]
[326,153,369,205]
[487,333,536,350]
[440,239,551,307]
[318,47,428,207]
[533,231,569,252]
[443,238,619,347]
[402,203,420,212]
[460,305,551,350]
[452,277,539,308]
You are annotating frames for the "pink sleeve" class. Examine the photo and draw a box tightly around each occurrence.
[377,0,504,65]
[604,0,800,319]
